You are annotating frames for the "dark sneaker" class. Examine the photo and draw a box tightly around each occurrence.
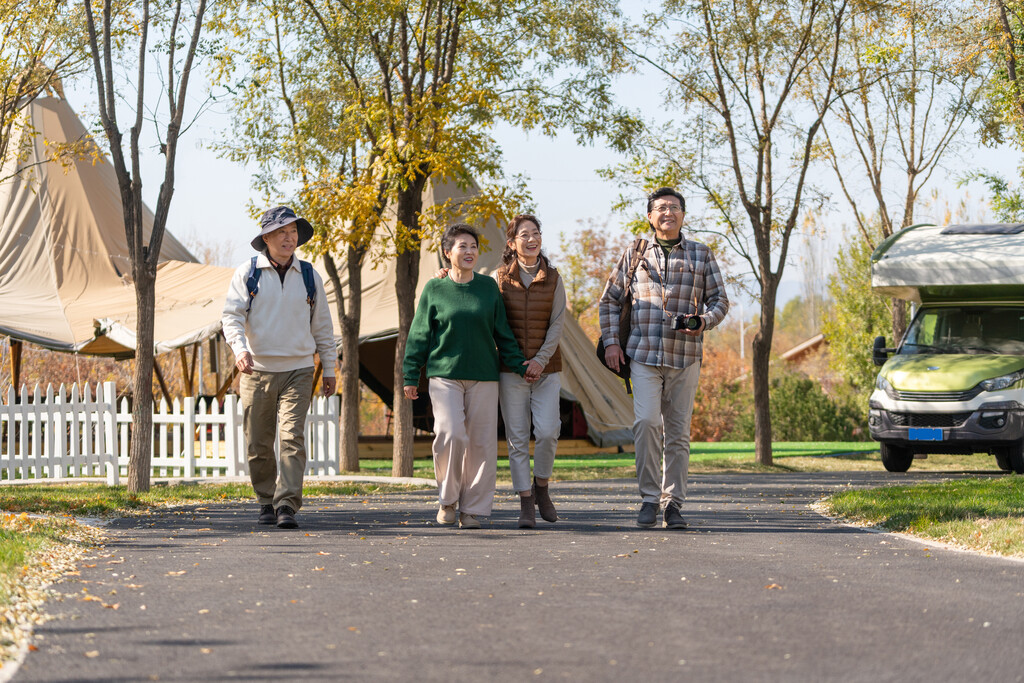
[664,502,688,530]
[276,505,298,529]
[636,501,659,528]
[258,504,276,525]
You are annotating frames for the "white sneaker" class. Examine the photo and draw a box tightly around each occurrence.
[436,503,456,525]
[459,512,481,529]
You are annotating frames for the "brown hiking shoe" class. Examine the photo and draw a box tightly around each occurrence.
[533,478,558,523]
[518,494,536,528]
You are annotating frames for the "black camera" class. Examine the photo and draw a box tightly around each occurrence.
[671,314,702,331]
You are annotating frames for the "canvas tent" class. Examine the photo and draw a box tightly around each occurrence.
[0,96,233,358]
[316,178,635,447]
[871,223,1024,303]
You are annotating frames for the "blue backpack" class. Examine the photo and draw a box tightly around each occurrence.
[245,256,317,315]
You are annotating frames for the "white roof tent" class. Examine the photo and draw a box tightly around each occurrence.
[871,223,1024,303]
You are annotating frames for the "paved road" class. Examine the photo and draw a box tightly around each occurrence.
[15,472,1024,682]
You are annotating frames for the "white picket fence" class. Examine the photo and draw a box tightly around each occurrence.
[0,381,341,483]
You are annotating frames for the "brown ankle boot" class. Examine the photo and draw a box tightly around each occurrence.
[518,494,536,528]
[533,478,558,522]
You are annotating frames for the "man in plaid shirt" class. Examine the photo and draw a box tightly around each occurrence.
[599,187,729,529]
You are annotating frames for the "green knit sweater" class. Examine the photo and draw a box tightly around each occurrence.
[403,274,527,386]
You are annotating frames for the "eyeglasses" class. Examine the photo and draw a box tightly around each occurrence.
[651,204,683,214]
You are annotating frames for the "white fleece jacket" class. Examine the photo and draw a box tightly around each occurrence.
[221,253,337,376]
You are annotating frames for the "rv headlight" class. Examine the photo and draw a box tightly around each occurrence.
[980,370,1024,392]
[875,375,897,398]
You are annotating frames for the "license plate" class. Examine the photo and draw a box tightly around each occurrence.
[909,428,943,441]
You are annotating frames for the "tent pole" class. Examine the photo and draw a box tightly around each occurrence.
[311,358,323,401]
[152,359,172,406]
[9,338,22,392]
[179,345,198,397]
[215,367,238,402]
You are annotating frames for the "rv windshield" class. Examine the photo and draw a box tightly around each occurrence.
[901,306,1024,355]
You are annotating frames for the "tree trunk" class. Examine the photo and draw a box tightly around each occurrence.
[128,269,156,493]
[891,297,908,346]
[391,179,426,478]
[325,248,364,473]
[392,247,420,477]
[752,276,779,467]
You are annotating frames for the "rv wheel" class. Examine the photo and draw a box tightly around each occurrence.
[1000,441,1024,474]
[880,443,913,472]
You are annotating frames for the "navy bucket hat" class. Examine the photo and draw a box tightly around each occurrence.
[251,206,314,251]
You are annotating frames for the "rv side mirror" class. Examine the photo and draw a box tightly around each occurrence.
[872,335,889,366]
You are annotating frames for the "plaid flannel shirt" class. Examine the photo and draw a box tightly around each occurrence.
[599,237,729,369]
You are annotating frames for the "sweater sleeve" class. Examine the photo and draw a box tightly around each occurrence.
[402,283,434,386]
[221,262,252,359]
[310,269,338,377]
[492,284,528,376]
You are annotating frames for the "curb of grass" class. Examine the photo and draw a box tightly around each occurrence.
[809,498,1024,565]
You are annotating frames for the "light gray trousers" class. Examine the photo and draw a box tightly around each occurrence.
[630,360,701,507]
[499,371,561,492]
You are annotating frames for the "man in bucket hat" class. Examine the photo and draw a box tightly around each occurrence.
[222,206,338,529]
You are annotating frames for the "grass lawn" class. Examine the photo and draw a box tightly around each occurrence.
[358,441,1005,480]
[823,477,1024,558]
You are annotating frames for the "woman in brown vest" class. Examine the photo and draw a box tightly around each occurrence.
[494,214,566,528]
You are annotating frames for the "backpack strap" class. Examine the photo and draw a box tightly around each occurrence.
[622,237,649,302]
[300,260,317,310]
[244,257,317,316]
[245,256,261,314]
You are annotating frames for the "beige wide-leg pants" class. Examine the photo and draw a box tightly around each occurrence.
[428,377,500,516]
[630,360,701,507]
[239,367,314,512]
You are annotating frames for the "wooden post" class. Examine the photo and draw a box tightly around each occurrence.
[152,359,173,406]
[311,358,323,400]
[9,338,22,392]
[179,344,198,397]
[215,366,239,402]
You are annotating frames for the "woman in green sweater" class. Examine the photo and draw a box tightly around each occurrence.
[403,224,530,529]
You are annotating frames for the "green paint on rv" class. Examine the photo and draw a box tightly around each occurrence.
[917,286,1024,303]
[882,354,1024,392]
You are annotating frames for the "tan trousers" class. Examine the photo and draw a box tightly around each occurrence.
[630,361,701,507]
[239,367,314,511]
[429,377,500,516]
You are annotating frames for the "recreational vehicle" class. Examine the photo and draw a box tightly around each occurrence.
[869,223,1024,473]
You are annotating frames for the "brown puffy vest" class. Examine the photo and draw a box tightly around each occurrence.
[496,257,563,373]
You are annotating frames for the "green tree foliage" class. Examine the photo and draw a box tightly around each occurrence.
[984,0,1024,146]
[0,0,89,180]
[822,229,893,396]
[960,170,1024,222]
[729,366,864,441]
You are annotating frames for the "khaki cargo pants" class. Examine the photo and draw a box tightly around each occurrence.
[239,367,314,512]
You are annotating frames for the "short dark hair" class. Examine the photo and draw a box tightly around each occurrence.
[440,223,480,266]
[501,214,543,265]
[646,187,686,214]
